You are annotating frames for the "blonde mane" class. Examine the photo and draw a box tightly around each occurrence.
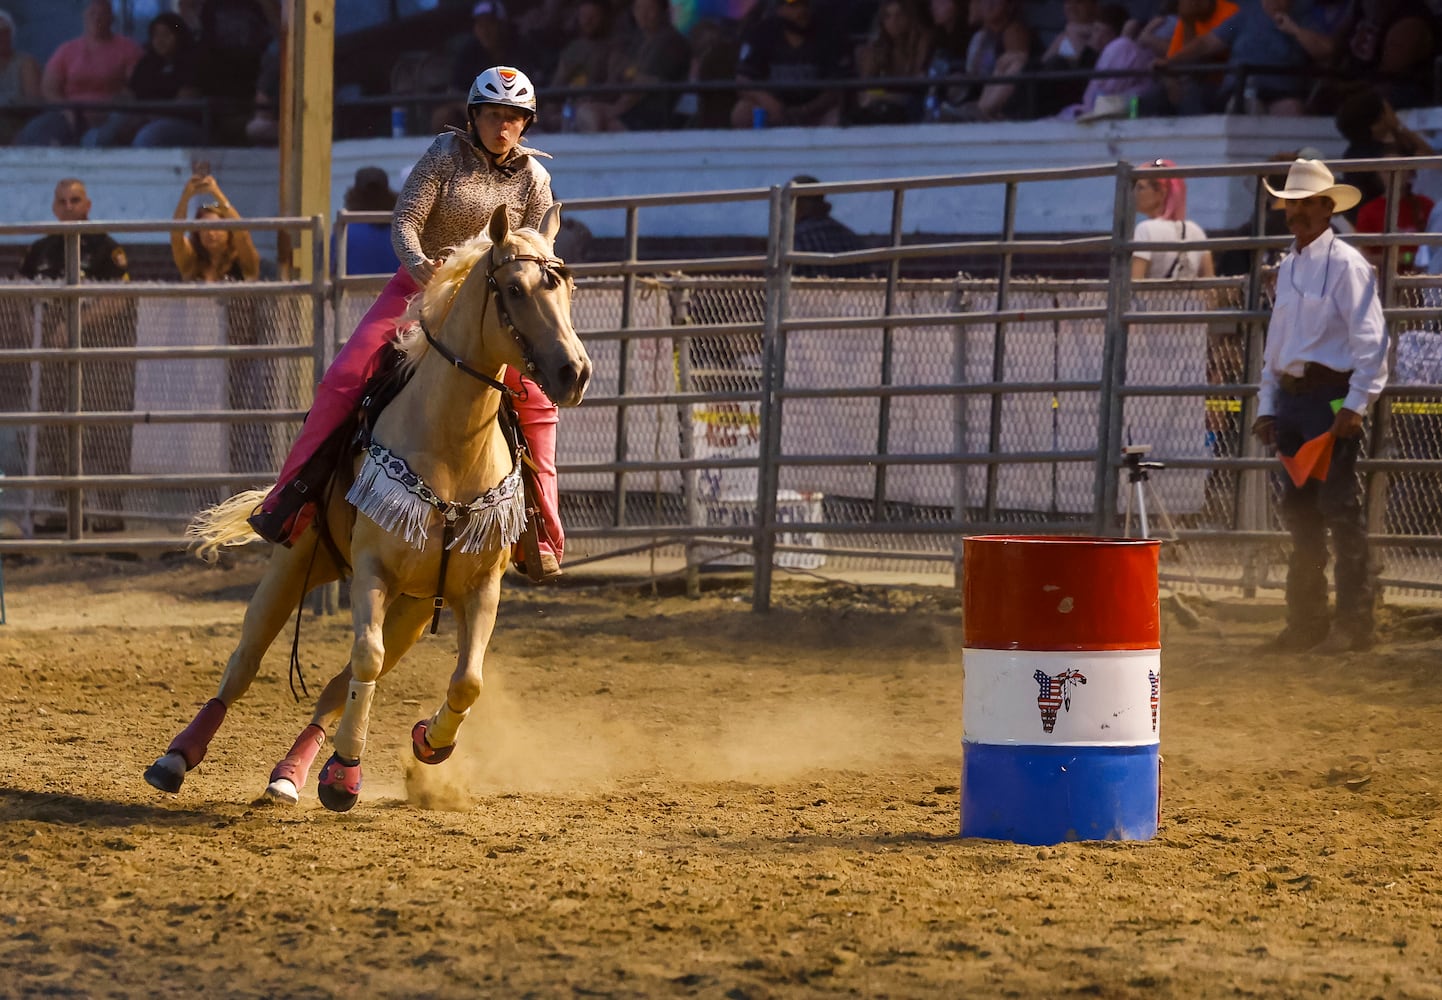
[392,226,555,372]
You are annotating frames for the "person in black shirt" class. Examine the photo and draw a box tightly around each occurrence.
[82,13,205,148]
[14,177,133,533]
[19,178,130,281]
[790,175,874,277]
[731,0,849,128]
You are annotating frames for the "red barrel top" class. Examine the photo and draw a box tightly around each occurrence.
[963,535,1160,650]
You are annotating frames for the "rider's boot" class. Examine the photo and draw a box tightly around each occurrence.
[507,369,563,580]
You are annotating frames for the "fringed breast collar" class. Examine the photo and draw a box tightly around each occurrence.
[346,441,526,555]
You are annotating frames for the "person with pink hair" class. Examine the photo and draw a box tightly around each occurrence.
[1130,158,1215,280]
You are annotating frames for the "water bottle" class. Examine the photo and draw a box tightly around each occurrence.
[924,60,943,122]
[752,106,767,129]
[561,98,577,134]
[390,105,406,138]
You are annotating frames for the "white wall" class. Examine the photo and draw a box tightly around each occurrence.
[4,110,1439,247]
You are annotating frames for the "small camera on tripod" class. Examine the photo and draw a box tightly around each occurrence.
[1122,442,1164,476]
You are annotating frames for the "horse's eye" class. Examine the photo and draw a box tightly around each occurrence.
[507,283,521,296]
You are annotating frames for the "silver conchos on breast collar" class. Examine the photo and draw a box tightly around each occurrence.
[346,441,525,554]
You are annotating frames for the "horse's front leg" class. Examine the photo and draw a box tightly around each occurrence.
[316,560,393,812]
[412,571,504,764]
[265,596,433,804]
[145,533,340,794]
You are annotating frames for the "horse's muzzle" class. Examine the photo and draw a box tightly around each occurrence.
[544,356,591,407]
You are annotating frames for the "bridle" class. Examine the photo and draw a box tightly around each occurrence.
[418,249,569,398]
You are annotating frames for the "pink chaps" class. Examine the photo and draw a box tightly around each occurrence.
[263,267,563,560]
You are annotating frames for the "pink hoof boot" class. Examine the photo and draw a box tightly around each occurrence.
[411,720,455,765]
[265,724,325,804]
[316,753,362,812]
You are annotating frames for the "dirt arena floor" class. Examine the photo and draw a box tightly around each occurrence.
[0,552,1439,999]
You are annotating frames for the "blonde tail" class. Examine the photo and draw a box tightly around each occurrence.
[187,489,269,563]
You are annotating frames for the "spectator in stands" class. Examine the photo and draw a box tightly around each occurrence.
[549,0,615,127]
[12,0,143,146]
[1135,0,1178,58]
[920,0,974,120]
[730,0,851,128]
[1353,162,1435,273]
[1130,159,1215,279]
[852,0,933,125]
[194,0,278,146]
[1333,88,1435,218]
[1158,0,1321,115]
[1336,0,1437,111]
[83,13,205,148]
[335,166,401,276]
[0,8,41,144]
[1134,0,1235,116]
[936,0,1036,122]
[1059,3,1152,120]
[1418,200,1442,277]
[790,175,872,277]
[19,178,128,281]
[576,0,690,132]
[243,36,279,143]
[1037,0,1103,116]
[170,171,261,282]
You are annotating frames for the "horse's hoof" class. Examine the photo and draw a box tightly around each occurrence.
[411,720,455,765]
[143,751,188,794]
[316,753,361,812]
[264,778,299,805]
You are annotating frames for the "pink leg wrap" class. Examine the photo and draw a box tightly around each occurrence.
[261,268,420,510]
[167,698,228,771]
[507,368,563,562]
[269,723,326,789]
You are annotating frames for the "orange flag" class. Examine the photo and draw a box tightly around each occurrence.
[1278,432,1334,488]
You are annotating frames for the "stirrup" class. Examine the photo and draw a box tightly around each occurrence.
[247,500,315,546]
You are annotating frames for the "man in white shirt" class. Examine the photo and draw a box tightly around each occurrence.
[1252,159,1389,654]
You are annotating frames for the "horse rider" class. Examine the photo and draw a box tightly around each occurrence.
[246,66,568,579]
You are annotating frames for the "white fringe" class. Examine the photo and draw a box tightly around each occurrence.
[346,446,526,554]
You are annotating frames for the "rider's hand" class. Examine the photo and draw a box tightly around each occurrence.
[408,258,439,286]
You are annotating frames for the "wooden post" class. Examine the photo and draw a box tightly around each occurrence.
[278,0,334,280]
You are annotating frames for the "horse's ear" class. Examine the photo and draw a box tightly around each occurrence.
[539,202,562,247]
[487,204,510,248]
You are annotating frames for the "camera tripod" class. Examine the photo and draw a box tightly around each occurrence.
[1121,446,1206,626]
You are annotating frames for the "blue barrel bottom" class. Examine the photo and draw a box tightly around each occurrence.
[961,742,1159,845]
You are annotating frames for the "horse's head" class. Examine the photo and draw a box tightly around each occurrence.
[481,204,591,407]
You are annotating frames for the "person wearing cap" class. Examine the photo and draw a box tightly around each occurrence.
[334,166,401,277]
[247,66,569,581]
[1252,158,1388,654]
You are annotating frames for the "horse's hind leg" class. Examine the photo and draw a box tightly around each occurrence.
[413,573,503,765]
[265,596,432,804]
[145,535,340,794]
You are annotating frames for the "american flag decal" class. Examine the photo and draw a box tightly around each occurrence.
[1148,670,1160,732]
[1033,669,1088,734]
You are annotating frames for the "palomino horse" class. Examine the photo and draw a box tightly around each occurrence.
[144,204,590,811]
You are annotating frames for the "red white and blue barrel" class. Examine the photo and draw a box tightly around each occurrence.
[961,535,1161,845]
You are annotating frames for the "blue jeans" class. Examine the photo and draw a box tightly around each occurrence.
[12,110,80,146]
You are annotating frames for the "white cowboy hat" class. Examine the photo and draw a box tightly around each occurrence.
[1263,158,1361,213]
[1076,93,1130,123]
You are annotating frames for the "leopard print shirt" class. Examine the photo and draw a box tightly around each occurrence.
[390,129,554,275]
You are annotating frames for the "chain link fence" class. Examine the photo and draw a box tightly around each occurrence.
[4,165,1441,612]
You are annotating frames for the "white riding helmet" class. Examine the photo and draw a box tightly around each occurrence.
[467,66,537,128]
